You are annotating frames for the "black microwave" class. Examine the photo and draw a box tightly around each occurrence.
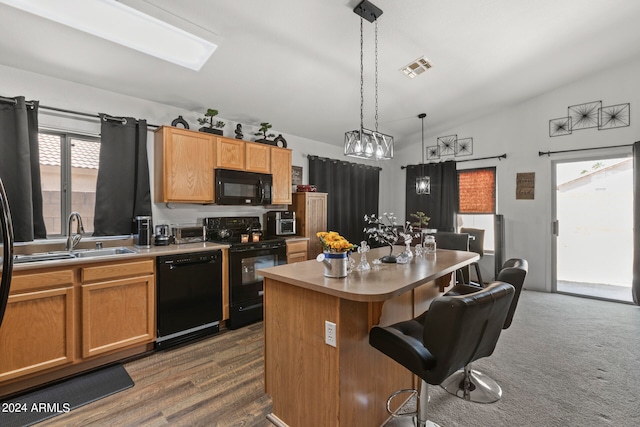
[215,169,272,205]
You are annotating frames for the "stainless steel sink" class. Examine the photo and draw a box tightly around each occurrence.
[72,247,136,258]
[14,252,77,263]
[14,247,136,263]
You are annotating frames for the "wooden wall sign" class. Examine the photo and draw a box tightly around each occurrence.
[516,172,535,200]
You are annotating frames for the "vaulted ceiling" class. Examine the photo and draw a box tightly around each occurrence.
[1,0,640,149]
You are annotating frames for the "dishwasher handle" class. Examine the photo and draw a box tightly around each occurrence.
[167,258,219,269]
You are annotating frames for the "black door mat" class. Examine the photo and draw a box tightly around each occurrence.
[0,363,134,427]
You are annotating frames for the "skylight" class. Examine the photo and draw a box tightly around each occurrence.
[0,0,217,71]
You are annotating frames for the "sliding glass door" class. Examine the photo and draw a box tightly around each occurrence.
[553,155,633,302]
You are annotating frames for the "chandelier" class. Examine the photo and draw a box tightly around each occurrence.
[344,0,394,160]
[416,113,431,194]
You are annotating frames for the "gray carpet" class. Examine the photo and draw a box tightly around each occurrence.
[384,290,640,427]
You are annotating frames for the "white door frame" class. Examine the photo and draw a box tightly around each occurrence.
[550,149,632,294]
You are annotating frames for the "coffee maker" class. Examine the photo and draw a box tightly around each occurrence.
[134,216,152,248]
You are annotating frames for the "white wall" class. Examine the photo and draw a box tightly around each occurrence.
[391,57,640,291]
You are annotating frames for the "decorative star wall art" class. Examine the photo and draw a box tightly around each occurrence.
[455,138,473,156]
[426,145,440,160]
[430,134,474,158]
[549,117,572,137]
[549,100,630,137]
[599,103,630,130]
[569,101,601,130]
[437,135,457,156]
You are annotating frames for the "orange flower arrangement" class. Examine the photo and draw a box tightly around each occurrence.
[317,231,357,253]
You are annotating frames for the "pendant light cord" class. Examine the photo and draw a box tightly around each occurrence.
[420,113,426,174]
[360,17,364,131]
[374,20,379,132]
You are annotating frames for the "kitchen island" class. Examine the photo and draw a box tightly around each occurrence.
[259,246,478,427]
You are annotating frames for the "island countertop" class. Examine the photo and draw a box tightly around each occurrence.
[258,245,478,302]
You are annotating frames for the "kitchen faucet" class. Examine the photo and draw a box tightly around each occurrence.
[66,212,84,251]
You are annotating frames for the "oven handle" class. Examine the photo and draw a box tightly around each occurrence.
[229,245,285,253]
[238,302,263,312]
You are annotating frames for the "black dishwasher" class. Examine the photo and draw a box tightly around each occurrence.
[156,250,222,350]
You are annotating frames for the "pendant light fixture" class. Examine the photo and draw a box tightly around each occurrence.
[344,0,394,160]
[416,113,431,195]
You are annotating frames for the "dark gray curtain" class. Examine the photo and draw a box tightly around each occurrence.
[633,142,640,305]
[308,156,380,245]
[0,96,46,241]
[405,161,458,232]
[93,115,151,236]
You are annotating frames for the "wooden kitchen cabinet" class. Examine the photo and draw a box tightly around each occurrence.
[0,269,75,382]
[286,239,308,264]
[215,136,246,170]
[292,192,327,259]
[154,126,215,203]
[154,127,292,205]
[0,257,156,396]
[80,259,155,358]
[245,142,271,173]
[271,146,292,205]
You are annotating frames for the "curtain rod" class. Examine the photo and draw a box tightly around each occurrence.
[0,95,160,128]
[307,154,383,171]
[400,153,507,169]
[538,143,637,157]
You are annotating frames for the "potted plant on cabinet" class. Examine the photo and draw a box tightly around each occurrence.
[198,109,225,135]
[254,122,275,144]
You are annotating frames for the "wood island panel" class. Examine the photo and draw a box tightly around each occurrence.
[264,279,340,426]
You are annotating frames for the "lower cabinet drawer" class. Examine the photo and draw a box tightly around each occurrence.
[286,240,308,254]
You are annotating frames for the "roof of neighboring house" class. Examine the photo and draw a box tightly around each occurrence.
[557,159,632,192]
[38,134,100,169]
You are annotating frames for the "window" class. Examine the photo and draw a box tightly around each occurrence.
[457,167,496,251]
[39,132,100,237]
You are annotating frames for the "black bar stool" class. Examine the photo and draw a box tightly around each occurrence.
[369,282,515,426]
[441,258,529,403]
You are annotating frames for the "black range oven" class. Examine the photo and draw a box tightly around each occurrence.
[204,216,286,329]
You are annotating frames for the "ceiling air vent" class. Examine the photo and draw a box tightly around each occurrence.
[400,56,432,78]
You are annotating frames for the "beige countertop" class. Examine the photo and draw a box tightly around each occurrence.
[11,240,229,272]
[258,246,478,302]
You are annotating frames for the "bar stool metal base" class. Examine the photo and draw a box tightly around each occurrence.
[440,364,502,403]
[384,380,441,427]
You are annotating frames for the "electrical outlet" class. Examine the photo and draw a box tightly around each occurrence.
[325,321,337,347]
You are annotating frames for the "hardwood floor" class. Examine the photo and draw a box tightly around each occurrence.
[40,322,273,427]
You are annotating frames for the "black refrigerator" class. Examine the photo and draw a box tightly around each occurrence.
[0,178,14,329]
